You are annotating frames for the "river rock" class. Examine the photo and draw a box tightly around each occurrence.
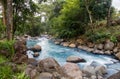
[66,56,86,63]
[113,47,118,53]
[95,65,107,76]
[105,50,111,55]
[62,42,69,47]
[87,42,95,48]
[83,65,95,75]
[76,39,84,45]
[97,44,104,50]
[33,52,39,57]
[104,41,114,50]
[115,52,120,60]
[35,72,54,79]
[28,45,42,52]
[69,43,76,48]
[25,64,38,79]
[37,58,63,75]
[62,63,82,79]
[27,58,38,66]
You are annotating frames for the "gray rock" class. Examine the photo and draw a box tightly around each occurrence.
[35,72,54,79]
[97,44,104,50]
[62,63,82,79]
[69,43,76,48]
[66,56,86,63]
[104,41,114,50]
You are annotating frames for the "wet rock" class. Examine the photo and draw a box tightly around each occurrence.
[35,72,54,79]
[104,41,114,50]
[28,45,42,52]
[95,65,107,76]
[69,43,76,48]
[66,56,86,63]
[62,63,82,79]
[83,62,107,76]
[83,65,95,75]
[33,52,39,57]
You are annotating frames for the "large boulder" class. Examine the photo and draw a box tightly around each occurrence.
[27,58,38,66]
[66,56,86,63]
[83,61,107,76]
[62,63,82,79]
[104,41,114,50]
[37,58,63,75]
[28,45,42,52]
[69,43,76,48]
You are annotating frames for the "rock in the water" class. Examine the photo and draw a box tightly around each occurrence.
[35,72,54,79]
[95,65,107,76]
[28,45,42,52]
[83,62,107,76]
[66,56,86,63]
[104,41,114,50]
[33,52,39,57]
[69,43,76,48]
[62,63,82,79]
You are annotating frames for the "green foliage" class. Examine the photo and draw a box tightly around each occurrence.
[86,28,110,42]
[0,65,13,79]
[13,0,39,36]
[16,72,29,79]
[50,0,86,38]
[110,35,118,43]
[0,40,15,56]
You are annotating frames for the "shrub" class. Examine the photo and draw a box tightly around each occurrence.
[0,40,15,56]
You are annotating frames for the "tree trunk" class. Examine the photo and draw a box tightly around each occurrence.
[6,0,13,40]
[107,3,112,27]
[84,0,94,32]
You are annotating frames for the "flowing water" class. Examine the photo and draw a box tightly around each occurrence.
[27,37,120,77]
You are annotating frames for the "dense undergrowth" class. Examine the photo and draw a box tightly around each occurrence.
[0,41,29,79]
[85,25,120,43]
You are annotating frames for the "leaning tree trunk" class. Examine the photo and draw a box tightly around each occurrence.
[107,4,112,27]
[6,0,13,40]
